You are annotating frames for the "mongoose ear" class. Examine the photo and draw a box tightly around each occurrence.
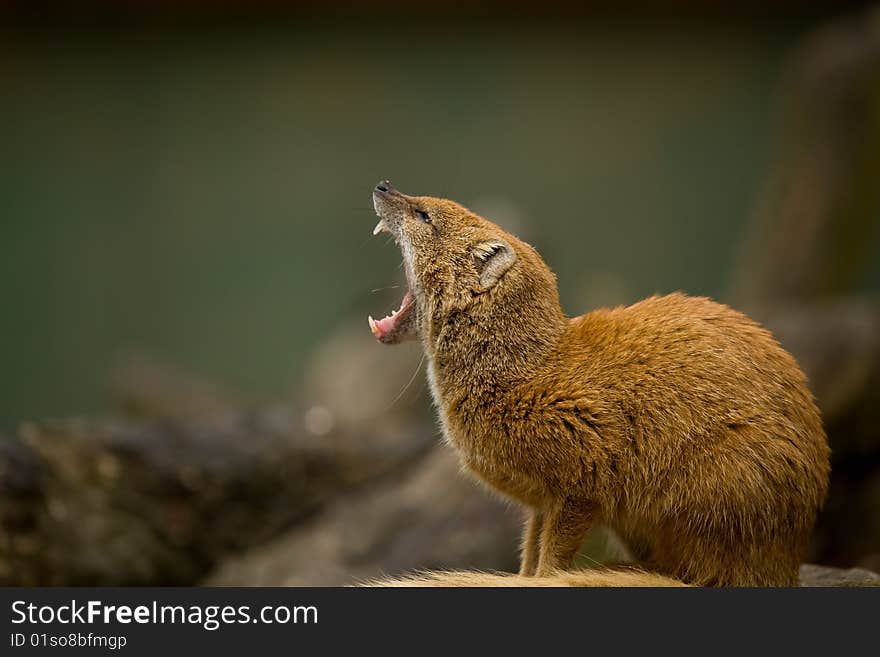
[473,239,516,291]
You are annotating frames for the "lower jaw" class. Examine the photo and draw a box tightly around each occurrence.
[369,294,415,343]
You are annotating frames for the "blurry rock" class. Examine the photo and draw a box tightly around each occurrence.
[302,320,427,432]
[765,299,880,434]
[0,437,45,584]
[205,449,521,586]
[762,301,880,569]
[729,7,880,572]
[732,6,880,309]
[110,351,240,420]
[799,564,880,587]
[815,469,880,571]
[0,410,432,585]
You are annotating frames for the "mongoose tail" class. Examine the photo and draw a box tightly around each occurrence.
[366,568,687,587]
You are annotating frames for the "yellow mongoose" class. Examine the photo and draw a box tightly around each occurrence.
[367,180,830,586]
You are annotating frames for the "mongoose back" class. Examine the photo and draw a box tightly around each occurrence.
[367,180,830,586]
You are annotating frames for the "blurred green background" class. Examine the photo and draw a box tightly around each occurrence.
[2,13,876,425]
[3,3,880,586]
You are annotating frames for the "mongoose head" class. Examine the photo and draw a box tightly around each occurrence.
[368,180,562,350]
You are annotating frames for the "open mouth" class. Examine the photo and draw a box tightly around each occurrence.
[368,288,414,343]
[368,215,415,344]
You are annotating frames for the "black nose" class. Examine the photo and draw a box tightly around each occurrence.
[375,180,394,193]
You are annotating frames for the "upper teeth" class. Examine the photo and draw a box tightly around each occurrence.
[372,220,385,236]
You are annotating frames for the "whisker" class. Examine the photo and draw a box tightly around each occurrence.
[385,353,426,410]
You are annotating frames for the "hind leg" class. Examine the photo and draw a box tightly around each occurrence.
[646,421,821,586]
[703,539,801,586]
[649,528,802,586]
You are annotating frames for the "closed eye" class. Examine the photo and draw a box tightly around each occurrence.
[414,209,431,224]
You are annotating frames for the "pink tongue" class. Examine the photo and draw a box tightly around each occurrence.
[370,291,412,339]
[374,290,412,335]
[375,314,398,335]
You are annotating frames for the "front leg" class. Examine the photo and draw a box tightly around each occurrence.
[518,508,544,576]
[536,499,594,576]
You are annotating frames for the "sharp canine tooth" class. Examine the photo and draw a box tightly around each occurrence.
[372,221,384,236]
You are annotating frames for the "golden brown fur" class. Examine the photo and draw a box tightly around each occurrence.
[367,568,686,587]
[368,181,830,587]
